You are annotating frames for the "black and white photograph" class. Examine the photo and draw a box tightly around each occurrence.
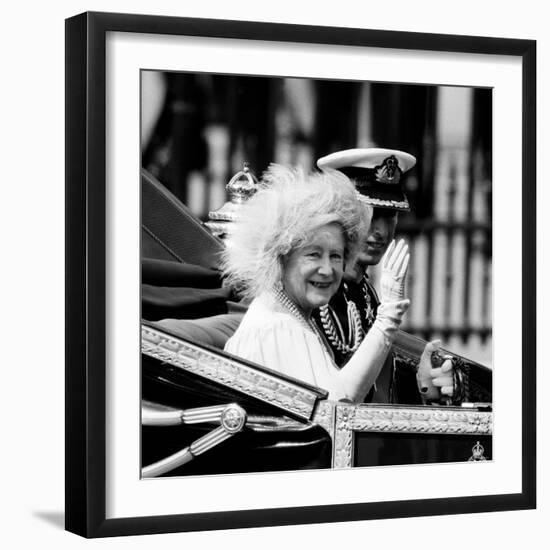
[2,0,548,543]
[57,8,538,541]
[140,71,494,478]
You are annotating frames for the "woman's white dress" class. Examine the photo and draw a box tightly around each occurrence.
[224,292,350,400]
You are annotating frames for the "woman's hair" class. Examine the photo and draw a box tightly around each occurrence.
[222,164,371,299]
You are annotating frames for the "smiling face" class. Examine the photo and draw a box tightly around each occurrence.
[281,223,345,317]
[355,208,398,270]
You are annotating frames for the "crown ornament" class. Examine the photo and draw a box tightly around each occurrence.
[468,441,487,461]
[205,162,259,239]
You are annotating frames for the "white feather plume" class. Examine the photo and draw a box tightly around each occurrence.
[222,164,371,299]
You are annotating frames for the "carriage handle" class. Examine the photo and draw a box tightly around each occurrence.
[141,402,247,478]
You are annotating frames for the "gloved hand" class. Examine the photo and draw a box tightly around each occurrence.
[416,340,454,401]
[374,298,411,339]
[379,239,409,303]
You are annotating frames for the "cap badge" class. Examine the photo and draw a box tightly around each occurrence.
[374,155,401,184]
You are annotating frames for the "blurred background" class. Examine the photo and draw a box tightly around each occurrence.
[141,71,492,366]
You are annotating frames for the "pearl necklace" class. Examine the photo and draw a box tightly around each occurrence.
[272,288,331,352]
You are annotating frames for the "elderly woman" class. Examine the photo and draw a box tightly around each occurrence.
[223,165,410,403]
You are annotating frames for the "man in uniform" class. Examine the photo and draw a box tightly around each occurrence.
[313,148,454,404]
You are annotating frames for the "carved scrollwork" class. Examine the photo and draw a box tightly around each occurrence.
[312,400,335,438]
[351,406,492,434]
[332,404,493,469]
[332,404,355,469]
[142,325,319,420]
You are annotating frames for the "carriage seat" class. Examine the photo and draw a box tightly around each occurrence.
[152,310,244,350]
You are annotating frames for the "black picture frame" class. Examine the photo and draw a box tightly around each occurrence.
[65,11,536,538]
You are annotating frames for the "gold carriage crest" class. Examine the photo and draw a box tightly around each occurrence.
[468,441,487,461]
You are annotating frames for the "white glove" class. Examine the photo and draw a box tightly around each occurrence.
[379,239,409,303]
[416,340,454,401]
[375,299,410,337]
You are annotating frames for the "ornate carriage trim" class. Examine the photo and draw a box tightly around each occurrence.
[142,325,320,420]
[312,400,336,439]
[330,404,493,469]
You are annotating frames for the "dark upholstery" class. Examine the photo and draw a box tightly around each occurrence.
[153,312,244,349]
[141,168,223,270]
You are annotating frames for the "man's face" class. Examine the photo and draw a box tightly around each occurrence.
[356,208,399,270]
